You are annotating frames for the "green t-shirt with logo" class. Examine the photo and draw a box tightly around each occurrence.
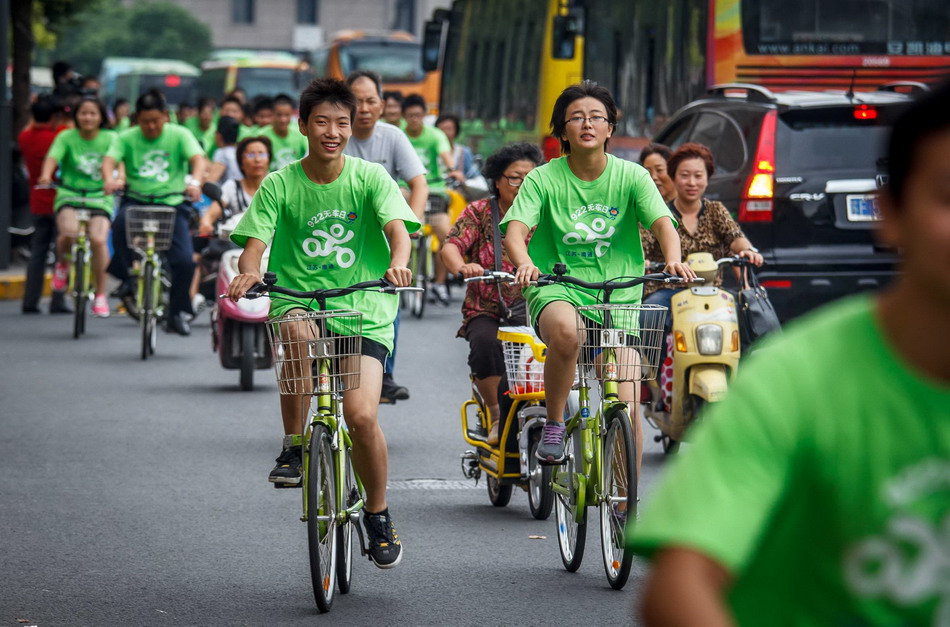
[405,125,451,189]
[230,157,421,352]
[499,154,675,326]
[630,295,950,625]
[46,128,117,213]
[106,124,204,206]
[260,126,309,171]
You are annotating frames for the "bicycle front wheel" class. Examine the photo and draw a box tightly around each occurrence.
[554,426,587,572]
[307,424,338,612]
[140,263,154,361]
[72,253,87,339]
[600,406,638,590]
[410,235,428,319]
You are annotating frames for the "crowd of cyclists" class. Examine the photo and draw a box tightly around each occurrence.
[15,55,950,623]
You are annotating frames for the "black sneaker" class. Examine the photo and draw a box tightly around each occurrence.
[380,373,410,403]
[362,509,403,569]
[269,443,302,486]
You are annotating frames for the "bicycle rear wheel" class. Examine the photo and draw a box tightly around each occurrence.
[554,426,587,571]
[410,235,428,319]
[600,406,637,590]
[72,253,87,339]
[307,424,338,612]
[336,446,359,594]
[527,428,554,520]
[486,475,512,507]
[140,263,154,361]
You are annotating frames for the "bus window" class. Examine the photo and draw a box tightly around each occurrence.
[235,67,298,100]
[197,68,227,100]
[338,41,424,83]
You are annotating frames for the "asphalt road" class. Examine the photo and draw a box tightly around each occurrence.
[1,293,675,626]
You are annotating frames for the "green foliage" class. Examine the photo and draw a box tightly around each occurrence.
[45,0,212,76]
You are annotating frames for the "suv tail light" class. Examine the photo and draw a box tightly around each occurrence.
[854,104,878,120]
[542,136,561,162]
[740,110,777,223]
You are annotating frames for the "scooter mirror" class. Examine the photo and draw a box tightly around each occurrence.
[202,181,223,202]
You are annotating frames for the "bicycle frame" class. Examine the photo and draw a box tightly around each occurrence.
[67,210,92,296]
[134,232,164,319]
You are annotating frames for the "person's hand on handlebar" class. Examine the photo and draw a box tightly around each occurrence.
[385,264,413,288]
[197,217,215,237]
[104,178,124,195]
[664,260,697,283]
[458,262,485,279]
[514,262,539,287]
[227,272,262,302]
[737,248,764,267]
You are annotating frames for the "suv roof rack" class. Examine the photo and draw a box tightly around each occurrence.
[708,83,777,103]
[877,81,930,96]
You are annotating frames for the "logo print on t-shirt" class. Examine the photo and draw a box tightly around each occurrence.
[562,216,616,257]
[139,150,171,183]
[303,223,356,268]
[78,153,103,181]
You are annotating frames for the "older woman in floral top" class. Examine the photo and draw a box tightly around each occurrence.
[442,142,543,445]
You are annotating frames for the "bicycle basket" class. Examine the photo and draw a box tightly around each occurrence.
[575,304,668,382]
[266,309,363,395]
[125,205,177,253]
[498,326,548,398]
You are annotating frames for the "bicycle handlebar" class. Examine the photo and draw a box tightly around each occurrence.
[536,263,690,291]
[236,271,423,302]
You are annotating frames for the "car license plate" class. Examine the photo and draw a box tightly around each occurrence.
[846,194,880,222]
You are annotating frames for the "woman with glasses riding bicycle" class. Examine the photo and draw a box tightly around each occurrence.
[502,81,695,465]
[38,96,117,317]
[441,142,543,445]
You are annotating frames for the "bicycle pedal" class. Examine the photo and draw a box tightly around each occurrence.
[272,481,302,489]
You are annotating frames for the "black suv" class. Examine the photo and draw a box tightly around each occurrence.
[653,83,919,322]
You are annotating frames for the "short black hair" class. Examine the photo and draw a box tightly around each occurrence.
[221,96,243,109]
[298,78,357,124]
[197,97,216,111]
[31,95,57,123]
[252,96,274,114]
[382,90,404,103]
[52,61,72,83]
[550,81,617,155]
[482,142,544,194]
[236,135,273,176]
[273,93,295,108]
[401,93,426,114]
[640,142,672,165]
[114,98,129,110]
[346,71,383,98]
[217,115,240,145]
[72,97,110,129]
[435,113,460,137]
[886,80,950,205]
[135,89,167,113]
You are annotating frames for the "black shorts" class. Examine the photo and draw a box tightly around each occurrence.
[360,337,389,367]
[57,206,112,221]
[464,315,505,379]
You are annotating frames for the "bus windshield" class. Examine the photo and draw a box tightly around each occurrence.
[235,67,299,99]
[338,41,423,82]
[742,0,950,56]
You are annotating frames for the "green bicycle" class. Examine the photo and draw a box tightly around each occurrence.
[123,192,179,360]
[248,271,421,612]
[537,263,677,590]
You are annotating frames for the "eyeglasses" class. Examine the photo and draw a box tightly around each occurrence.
[244,152,269,159]
[502,175,524,187]
[565,115,611,127]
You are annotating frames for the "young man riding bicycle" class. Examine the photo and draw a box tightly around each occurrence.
[226,78,419,569]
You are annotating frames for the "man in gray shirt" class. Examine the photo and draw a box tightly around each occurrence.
[345,70,428,404]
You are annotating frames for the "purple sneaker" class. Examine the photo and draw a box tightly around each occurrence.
[536,420,567,464]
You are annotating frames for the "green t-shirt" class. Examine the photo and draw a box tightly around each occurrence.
[106,124,204,206]
[405,125,451,189]
[46,128,117,213]
[499,154,674,326]
[184,116,216,146]
[260,126,309,171]
[115,118,131,131]
[630,295,950,625]
[229,157,421,352]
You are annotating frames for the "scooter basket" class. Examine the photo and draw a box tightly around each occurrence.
[575,304,668,382]
[266,309,363,395]
[125,205,177,253]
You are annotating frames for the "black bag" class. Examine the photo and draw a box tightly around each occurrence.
[738,267,782,348]
[490,196,527,327]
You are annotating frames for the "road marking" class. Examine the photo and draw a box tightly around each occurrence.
[388,478,479,491]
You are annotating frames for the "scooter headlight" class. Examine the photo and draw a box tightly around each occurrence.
[696,324,723,355]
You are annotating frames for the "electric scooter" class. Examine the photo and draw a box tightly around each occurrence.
[642,253,748,453]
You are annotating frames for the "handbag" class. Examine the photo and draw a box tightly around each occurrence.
[737,266,782,348]
[490,196,527,326]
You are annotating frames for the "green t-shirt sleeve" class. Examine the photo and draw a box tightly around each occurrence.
[499,169,544,234]
[629,345,804,572]
[46,131,68,162]
[633,165,677,229]
[230,175,279,248]
[434,127,452,156]
[180,127,205,160]
[369,163,420,234]
[106,131,126,162]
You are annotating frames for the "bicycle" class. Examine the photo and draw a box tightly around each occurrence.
[35,183,102,339]
[244,271,421,612]
[535,263,681,589]
[123,190,181,360]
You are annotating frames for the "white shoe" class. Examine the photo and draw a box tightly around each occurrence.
[190,293,206,320]
[430,283,449,305]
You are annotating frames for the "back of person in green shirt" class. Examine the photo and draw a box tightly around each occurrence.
[630,82,950,626]
[260,93,308,171]
[102,89,206,336]
[225,78,419,570]
[402,93,459,304]
[38,97,116,318]
[502,81,694,467]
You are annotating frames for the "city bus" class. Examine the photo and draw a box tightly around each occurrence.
[99,58,200,108]
[427,0,950,160]
[197,50,312,101]
[314,30,441,112]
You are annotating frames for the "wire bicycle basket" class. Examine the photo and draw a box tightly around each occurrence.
[266,309,363,395]
[575,304,668,382]
[125,206,177,253]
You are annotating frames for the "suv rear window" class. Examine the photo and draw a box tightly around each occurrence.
[776,107,901,171]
